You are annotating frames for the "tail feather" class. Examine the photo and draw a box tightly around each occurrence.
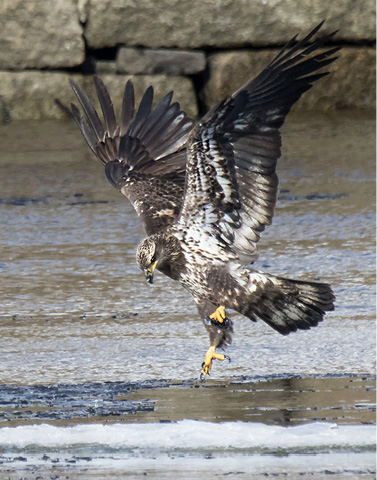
[248,276,335,335]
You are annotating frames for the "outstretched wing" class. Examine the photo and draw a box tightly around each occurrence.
[178,22,339,263]
[70,77,195,235]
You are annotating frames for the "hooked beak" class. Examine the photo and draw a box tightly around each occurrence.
[144,260,158,284]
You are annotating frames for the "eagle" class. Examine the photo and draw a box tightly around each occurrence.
[70,22,337,379]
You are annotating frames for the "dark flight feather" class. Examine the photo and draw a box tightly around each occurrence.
[71,77,195,235]
[120,80,135,136]
[93,77,117,137]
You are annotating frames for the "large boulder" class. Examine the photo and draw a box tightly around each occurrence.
[0,72,199,122]
[203,47,376,111]
[117,48,206,75]
[84,0,376,49]
[0,0,85,69]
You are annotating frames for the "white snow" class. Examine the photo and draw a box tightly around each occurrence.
[0,420,375,453]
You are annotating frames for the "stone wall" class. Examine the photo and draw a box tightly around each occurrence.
[0,0,375,123]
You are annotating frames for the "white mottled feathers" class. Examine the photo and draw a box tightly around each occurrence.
[177,21,339,263]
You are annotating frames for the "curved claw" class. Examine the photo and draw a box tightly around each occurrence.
[201,359,211,380]
[224,355,231,364]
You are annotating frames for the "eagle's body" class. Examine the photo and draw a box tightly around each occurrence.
[71,22,337,377]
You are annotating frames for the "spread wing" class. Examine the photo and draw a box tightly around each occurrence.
[70,77,195,235]
[178,22,339,263]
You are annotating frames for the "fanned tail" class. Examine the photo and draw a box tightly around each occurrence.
[246,275,335,335]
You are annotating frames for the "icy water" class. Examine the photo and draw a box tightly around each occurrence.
[0,111,375,479]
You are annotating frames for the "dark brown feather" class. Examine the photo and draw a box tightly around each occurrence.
[71,77,195,234]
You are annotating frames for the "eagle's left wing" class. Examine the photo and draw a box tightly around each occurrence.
[177,22,339,263]
[70,77,195,235]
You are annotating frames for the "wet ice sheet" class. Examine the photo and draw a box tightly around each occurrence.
[0,111,375,383]
[0,313,374,383]
[1,455,375,480]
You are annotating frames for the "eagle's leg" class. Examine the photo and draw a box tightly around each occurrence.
[198,304,233,380]
[201,346,230,379]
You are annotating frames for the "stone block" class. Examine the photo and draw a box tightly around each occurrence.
[96,61,118,75]
[0,72,199,122]
[203,47,376,112]
[0,0,85,69]
[117,48,206,75]
[84,0,376,49]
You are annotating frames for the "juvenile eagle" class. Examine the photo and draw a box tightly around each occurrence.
[71,22,337,378]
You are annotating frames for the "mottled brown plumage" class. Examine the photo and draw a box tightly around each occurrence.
[70,77,194,235]
[71,22,337,378]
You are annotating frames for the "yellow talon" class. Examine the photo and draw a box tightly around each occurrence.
[209,305,227,324]
[201,345,226,378]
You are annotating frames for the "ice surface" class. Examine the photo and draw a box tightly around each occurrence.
[0,420,375,453]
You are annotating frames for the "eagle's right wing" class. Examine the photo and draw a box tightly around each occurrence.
[177,22,339,263]
[70,77,195,235]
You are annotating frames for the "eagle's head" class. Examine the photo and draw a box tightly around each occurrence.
[136,237,158,284]
[136,233,183,284]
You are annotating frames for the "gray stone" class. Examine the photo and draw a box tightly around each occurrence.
[0,72,199,122]
[117,48,206,75]
[0,0,85,70]
[96,61,118,74]
[77,0,90,24]
[84,0,376,49]
[203,47,376,112]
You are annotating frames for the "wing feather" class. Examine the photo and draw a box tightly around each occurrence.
[71,76,195,235]
[71,103,98,157]
[93,77,117,137]
[70,80,104,141]
[177,22,338,263]
[119,80,135,136]
[128,86,154,137]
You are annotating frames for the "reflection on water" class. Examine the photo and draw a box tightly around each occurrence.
[2,374,374,427]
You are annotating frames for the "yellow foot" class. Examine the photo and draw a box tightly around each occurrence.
[209,305,227,324]
[200,345,231,380]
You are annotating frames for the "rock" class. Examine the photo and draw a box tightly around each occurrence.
[77,0,90,24]
[84,0,376,49]
[117,48,206,75]
[0,72,199,122]
[96,61,118,75]
[203,47,376,112]
[0,0,85,69]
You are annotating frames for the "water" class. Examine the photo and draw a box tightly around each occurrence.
[0,111,375,479]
